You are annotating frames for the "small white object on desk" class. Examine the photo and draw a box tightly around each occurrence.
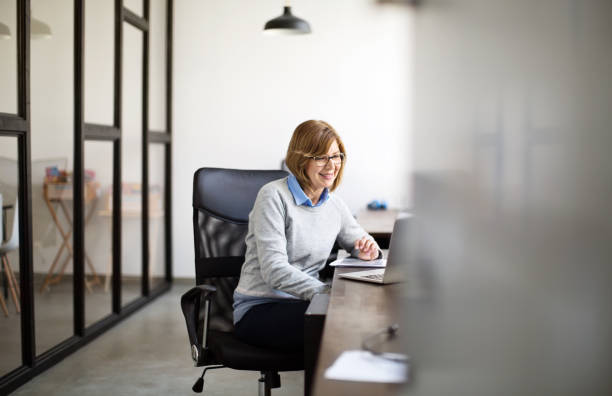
[329,256,387,268]
[324,350,409,383]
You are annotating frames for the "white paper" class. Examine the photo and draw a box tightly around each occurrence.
[324,350,409,383]
[329,257,387,268]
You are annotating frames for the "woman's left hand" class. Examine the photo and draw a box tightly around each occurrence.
[354,237,379,261]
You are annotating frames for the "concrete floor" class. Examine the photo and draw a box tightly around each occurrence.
[0,274,152,378]
[10,281,304,396]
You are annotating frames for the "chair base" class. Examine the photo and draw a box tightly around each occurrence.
[258,376,270,396]
[258,371,281,396]
[192,365,224,393]
[192,366,282,395]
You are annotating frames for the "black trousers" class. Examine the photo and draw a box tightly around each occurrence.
[234,299,310,351]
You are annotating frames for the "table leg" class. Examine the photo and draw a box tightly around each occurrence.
[42,195,102,292]
[0,293,8,316]
[2,263,7,299]
[83,197,101,286]
[0,262,8,315]
[61,197,101,288]
[2,256,20,313]
[84,278,93,293]
[57,251,73,278]
[41,197,73,292]
[52,253,93,293]
[40,247,63,292]
[6,256,19,296]
[40,226,73,291]
[85,255,100,283]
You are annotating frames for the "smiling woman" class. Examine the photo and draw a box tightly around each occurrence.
[232,120,381,351]
[286,120,346,205]
[303,145,344,206]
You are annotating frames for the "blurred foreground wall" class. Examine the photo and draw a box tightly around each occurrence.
[405,1,612,394]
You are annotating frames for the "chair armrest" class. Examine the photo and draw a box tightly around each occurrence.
[194,284,217,293]
[305,293,330,316]
[181,285,217,366]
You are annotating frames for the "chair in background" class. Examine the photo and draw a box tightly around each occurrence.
[279,159,291,174]
[0,195,20,315]
[0,193,8,317]
[181,167,304,396]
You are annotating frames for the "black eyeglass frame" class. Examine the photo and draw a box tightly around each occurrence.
[307,153,346,167]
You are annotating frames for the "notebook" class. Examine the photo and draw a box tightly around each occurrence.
[339,214,410,284]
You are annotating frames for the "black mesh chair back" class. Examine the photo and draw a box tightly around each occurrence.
[182,167,303,394]
[192,168,288,331]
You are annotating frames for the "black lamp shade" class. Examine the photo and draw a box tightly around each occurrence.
[264,6,311,35]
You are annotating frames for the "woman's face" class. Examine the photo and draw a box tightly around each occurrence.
[305,140,341,192]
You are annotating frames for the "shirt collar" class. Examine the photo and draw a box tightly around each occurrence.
[287,174,329,207]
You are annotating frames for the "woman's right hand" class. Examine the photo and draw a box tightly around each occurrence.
[354,237,379,261]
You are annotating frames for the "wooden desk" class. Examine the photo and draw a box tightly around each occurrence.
[311,242,612,396]
[311,218,612,395]
[311,268,405,396]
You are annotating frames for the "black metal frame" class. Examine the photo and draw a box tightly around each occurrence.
[0,0,174,393]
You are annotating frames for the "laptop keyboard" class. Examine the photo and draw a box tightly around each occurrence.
[363,273,384,281]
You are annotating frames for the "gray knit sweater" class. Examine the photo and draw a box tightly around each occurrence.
[234,177,371,301]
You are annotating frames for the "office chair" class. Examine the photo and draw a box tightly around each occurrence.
[0,195,20,315]
[181,167,303,396]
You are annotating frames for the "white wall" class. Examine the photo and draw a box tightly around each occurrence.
[1,0,414,279]
[0,0,18,114]
[173,0,414,277]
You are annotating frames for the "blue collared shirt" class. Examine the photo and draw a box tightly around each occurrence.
[287,174,329,207]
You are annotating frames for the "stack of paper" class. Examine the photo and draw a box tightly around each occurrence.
[324,350,409,383]
[329,257,387,268]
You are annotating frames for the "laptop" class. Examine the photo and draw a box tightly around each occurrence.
[339,214,410,284]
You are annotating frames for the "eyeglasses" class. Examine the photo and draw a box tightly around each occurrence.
[308,153,345,167]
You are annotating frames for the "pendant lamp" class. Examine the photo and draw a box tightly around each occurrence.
[263,2,311,35]
[0,22,10,40]
[31,17,52,39]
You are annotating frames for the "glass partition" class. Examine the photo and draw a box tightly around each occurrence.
[149,0,167,131]
[31,0,75,355]
[121,23,143,305]
[0,0,173,388]
[84,141,113,326]
[84,0,114,125]
[149,144,165,289]
[124,0,143,17]
[0,0,18,114]
[0,137,21,377]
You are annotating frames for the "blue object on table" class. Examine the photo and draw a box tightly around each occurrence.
[367,200,388,210]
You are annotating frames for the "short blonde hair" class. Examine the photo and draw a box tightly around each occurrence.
[285,120,346,192]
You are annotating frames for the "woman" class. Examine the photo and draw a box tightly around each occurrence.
[233,120,381,350]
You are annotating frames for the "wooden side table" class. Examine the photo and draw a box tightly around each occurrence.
[40,181,102,293]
